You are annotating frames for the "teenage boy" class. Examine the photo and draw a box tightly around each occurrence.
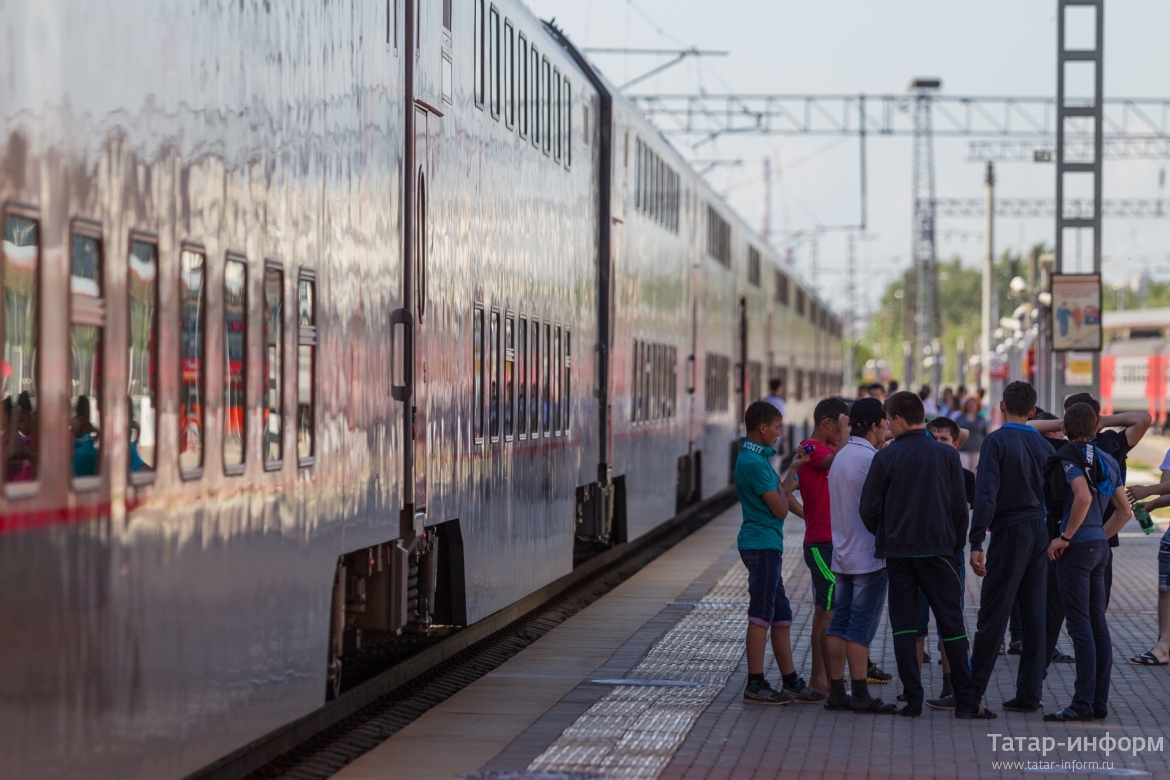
[1031,397,1152,606]
[782,396,851,695]
[736,400,826,705]
[1127,458,1170,666]
[824,398,897,714]
[966,381,1054,714]
[1043,403,1133,721]
[922,415,974,707]
[859,391,995,719]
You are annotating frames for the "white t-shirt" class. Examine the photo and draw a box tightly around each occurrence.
[764,394,786,417]
[827,436,884,574]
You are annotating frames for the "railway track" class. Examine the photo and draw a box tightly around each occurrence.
[187,489,737,780]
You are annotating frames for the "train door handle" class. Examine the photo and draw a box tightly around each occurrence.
[390,307,414,401]
[685,354,696,395]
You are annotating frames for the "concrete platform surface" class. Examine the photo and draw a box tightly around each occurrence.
[332,503,1170,780]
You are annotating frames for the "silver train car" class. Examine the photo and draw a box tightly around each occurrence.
[0,2,842,777]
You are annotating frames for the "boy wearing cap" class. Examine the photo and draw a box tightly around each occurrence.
[824,398,897,713]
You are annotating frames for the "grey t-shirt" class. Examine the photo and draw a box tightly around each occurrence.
[828,436,884,574]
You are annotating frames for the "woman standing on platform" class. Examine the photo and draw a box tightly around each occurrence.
[957,397,988,471]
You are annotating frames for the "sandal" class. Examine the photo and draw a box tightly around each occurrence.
[824,695,852,711]
[1131,651,1170,666]
[851,697,898,714]
[956,705,998,720]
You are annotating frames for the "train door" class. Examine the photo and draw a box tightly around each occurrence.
[411,106,432,519]
[398,0,443,535]
[736,296,747,425]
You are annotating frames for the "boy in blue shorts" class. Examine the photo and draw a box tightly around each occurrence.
[737,400,827,705]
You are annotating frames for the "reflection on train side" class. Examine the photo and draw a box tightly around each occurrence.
[70,230,103,478]
[3,215,38,484]
[128,239,157,475]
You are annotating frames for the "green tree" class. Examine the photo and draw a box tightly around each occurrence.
[858,244,1047,388]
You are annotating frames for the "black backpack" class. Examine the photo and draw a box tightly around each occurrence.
[1042,441,1106,540]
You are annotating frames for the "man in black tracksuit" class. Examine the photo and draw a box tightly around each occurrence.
[860,391,996,719]
[967,381,1055,713]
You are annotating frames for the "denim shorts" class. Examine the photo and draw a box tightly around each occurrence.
[803,541,837,610]
[828,569,888,646]
[740,548,793,628]
[1159,527,1170,593]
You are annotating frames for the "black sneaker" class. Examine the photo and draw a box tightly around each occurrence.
[744,679,794,705]
[1002,697,1039,713]
[1051,649,1075,663]
[783,677,828,703]
[926,694,956,711]
[866,663,894,684]
[1007,640,1022,655]
[1094,704,1108,720]
[1044,707,1093,722]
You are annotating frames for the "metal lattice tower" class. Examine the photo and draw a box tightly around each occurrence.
[910,79,941,388]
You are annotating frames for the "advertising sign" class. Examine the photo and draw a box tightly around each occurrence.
[1064,352,1095,387]
[1051,274,1102,352]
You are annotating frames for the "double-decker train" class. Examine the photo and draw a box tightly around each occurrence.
[0,2,842,777]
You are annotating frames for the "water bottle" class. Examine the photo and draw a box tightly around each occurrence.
[1130,496,1157,535]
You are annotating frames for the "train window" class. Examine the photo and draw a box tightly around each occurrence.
[564,329,571,432]
[636,141,644,212]
[775,270,789,305]
[704,353,730,413]
[651,344,659,421]
[795,368,804,402]
[297,273,316,464]
[504,312,514,439]
[564,79,572,168]
[263,264,284,466]
[518,34,528,138]
[668,346,677,418]
[127,238,157,478]
[70,225,104,482]
[795,288,806,316]
[706,206,731,267]
[631,342,639,423]
[553,325,562,433]
[474,0,484,108]
[530,45,540,148]
[489,6,500,120]
[748,247,761,287]
[530,317,540,434]
[503,20,514,129]
[443,0,452,30]
[223,257,246,473]
[748,361,763,402]
[518,315,527,438]
[179,248,205,477]
[542,57,552,156]
[553,68,562,161]
[489,308,499,441]
[2,212,39,487]
[473,305,484,442]
[542,321,551,435]
[388,0,398,53]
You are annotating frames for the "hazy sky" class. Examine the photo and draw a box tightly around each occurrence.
[525,0,1170,314]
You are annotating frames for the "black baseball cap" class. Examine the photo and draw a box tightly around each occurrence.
[849,397,885,428]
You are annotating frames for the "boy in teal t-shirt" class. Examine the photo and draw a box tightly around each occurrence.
[736,400,826,705]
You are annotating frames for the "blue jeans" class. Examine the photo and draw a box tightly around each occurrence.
[828,569,888,647]
[740,549,793,627]
[1056,540,1112,713]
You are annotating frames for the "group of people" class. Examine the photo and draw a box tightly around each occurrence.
[735,378,1168,721]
